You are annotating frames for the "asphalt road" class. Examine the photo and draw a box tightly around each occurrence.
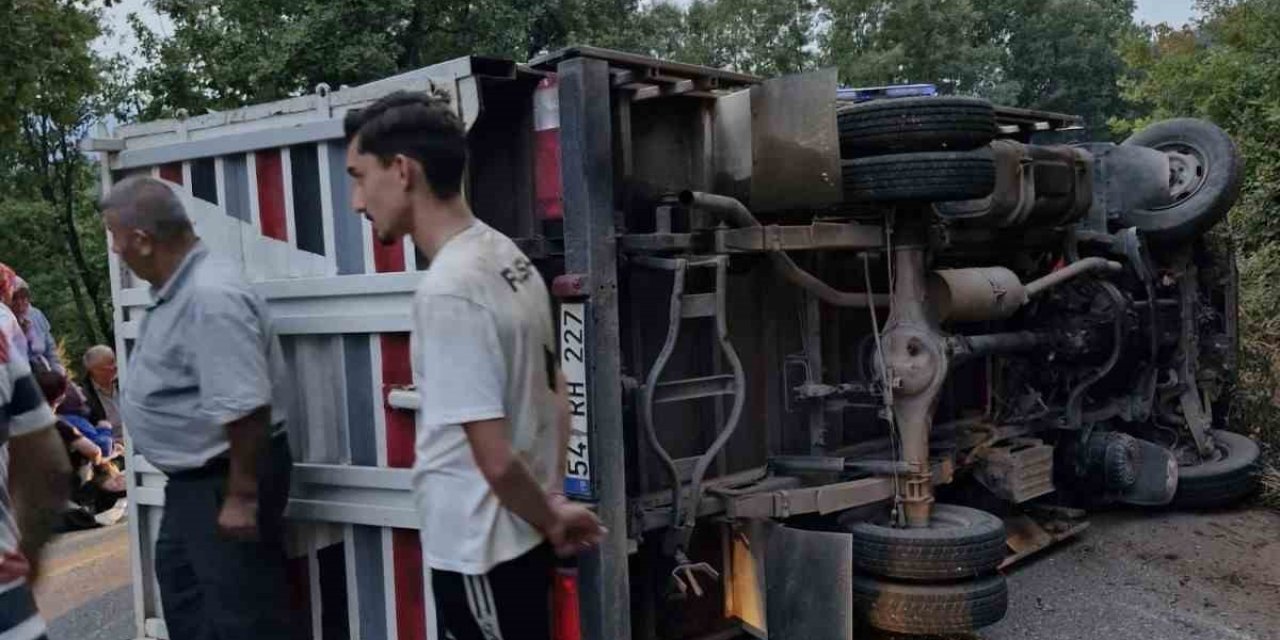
[36,524,135,640]
[986,507,1279,640]
[32,506,1280,640]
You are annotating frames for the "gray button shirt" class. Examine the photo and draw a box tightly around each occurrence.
[123,242,290,472]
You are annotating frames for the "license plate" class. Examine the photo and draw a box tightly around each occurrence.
[559,302,592,498]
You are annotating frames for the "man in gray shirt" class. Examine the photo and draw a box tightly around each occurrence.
[100,176,293,639]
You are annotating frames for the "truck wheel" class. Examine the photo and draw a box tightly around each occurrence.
[843,149,996,203]
[1174,430,1260,509]
[1120,118,1243,243]
[852,574,1008,635]
[841,503,1006,581]
[838,97,997,155]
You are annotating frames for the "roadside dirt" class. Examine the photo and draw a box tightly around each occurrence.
[984,507,1280,640]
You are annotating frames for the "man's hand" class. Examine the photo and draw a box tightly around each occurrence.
[217,493,260,541]
[220,405,270,541]
[547,496,606,558]
[0,551,31,584]
[71,437,102,465]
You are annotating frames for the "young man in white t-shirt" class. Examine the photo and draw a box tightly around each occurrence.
[344,90,605,639]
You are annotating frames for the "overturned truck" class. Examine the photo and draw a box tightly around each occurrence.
[92,47,1258,639]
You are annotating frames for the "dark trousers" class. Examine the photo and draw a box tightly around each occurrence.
[156,434,293,640]
[0,583,47,639]
[432,544,553,640]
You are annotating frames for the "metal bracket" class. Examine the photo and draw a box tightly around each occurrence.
[725,477,897,520]
[314,83,333,118]
[714,222,883,253]
[1180,383,1215,456]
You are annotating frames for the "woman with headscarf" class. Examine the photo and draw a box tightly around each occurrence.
[8,278,62,374]
[0,264,28,360]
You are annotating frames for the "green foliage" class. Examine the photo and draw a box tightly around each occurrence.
[819,0,1003,93]
[0,0,118,375]
[0,176,111,369]
[976,0,1137,132]
[128,0,652,119]
[640,0,818,77]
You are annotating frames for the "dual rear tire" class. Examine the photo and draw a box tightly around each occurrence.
[841,503,1009,635]
[839,97,999,204]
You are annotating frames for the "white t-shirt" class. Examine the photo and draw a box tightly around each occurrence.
[410,220,561,575]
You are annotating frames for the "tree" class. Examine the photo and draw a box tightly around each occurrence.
[0,0,120,367]
[818,0,1004,93]
[975,0,1137,132]
[128,0,653,119]
[637,0,818,77]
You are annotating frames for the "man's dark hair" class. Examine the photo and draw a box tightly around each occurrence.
[344,89,468,199]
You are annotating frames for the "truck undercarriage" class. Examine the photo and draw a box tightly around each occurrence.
[531,48,1257,639]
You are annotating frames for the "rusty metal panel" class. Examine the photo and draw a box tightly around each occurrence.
[749,68,842,212]
[713,89,753,203]
[726,521,770,636]
[765,525,854,640]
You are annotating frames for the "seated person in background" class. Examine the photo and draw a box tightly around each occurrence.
[82,344,122,442]
[36,370,126,502]
[54,381,119,461]
[10,278,62,375]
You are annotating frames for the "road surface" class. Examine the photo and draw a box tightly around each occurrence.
[34,507,1280,640]
[36,524,135,640]
[986,507,1280,640]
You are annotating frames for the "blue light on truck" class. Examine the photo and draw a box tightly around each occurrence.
[838,83,938,103]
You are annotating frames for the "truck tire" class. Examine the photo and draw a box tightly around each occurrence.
[838,97,997,154]
[852,574,1009,635]
[841,503,1006,581]
[1174,430,1260,509]
[843,149,996,203]
[1120,118,1243,244]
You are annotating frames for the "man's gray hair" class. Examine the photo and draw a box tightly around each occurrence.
[99,175,193,240]
[84,344,116,368]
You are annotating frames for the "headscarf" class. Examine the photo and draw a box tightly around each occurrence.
[0,263,17,307]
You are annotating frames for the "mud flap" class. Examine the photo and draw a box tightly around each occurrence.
[763,523,855,640]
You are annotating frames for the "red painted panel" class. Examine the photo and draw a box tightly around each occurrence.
[552,568,582,640]
[158,162,183,184]
[381,330,424,638]
[535,129,563,221]
[380,333,414,468]
[372,237,406,273]
[392,529,427,640]
[533,76,563,222]
[286,555,313,640]
[256,149,288,241]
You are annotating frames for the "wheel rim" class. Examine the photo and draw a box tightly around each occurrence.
[1175,436,1227,468]
[1156,142,1208,209]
